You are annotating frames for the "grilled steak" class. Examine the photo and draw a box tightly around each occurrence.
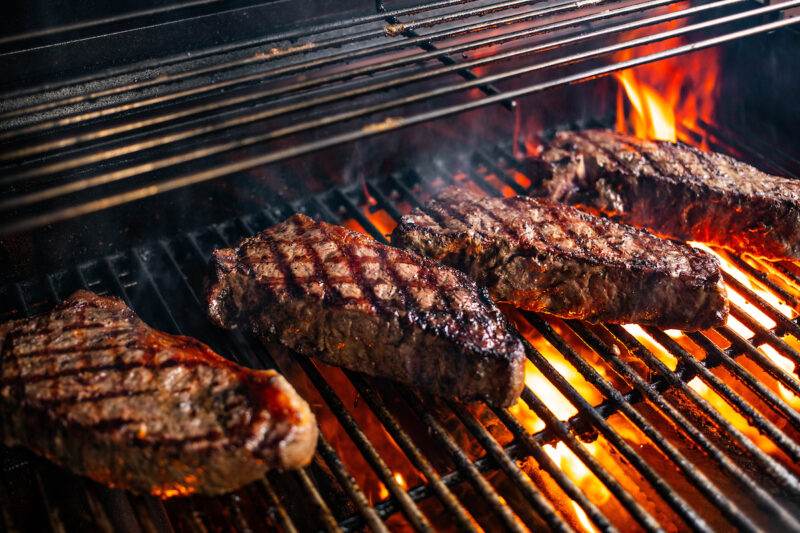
[0,290,317,497]
[206,214,526,407]
[391,186,728,330]
[534,129,800,261]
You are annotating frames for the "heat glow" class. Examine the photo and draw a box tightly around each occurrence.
[613,3,720,145]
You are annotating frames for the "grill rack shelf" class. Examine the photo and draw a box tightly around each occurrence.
[1,0,799,235]
[3,130,800,532]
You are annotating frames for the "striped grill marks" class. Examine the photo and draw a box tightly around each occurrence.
[1,293,261,447]
[242,214,459,315]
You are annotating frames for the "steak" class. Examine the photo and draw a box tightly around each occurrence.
[0,290,318,497]
[205,214,526,407]
[533,128,800,261]
[391,186,728,330]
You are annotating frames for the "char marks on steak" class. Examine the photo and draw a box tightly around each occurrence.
[535,129,800,261]
[206,214,526,407]
[392,186,728,330]
[0,291,317,497]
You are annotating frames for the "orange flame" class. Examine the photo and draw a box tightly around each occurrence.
[613,3,720,145]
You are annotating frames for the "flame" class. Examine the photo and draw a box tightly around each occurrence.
[571,501,599,533]
[377,472,408,501]
[613,3,720,145]
[542,441,608,533]
[689,242,796,337]
[615,70,676,142]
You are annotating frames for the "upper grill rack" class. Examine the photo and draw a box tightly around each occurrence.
[3,124,800,532]
[1,0,798,235]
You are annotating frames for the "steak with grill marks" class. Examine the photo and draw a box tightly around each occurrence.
[0,290,318,497]
[205,214,526,407]
[533,129,800,261]
[391,186,728,330]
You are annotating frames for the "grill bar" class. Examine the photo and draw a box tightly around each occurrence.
[4,3,798,234]
[0,0,590,124]
[491,407,618,533]
[602,325,800,529]
[347,374,481,533]
[688,330,800,433]
[646,328,800,494]
[0,0,748,161]
[402,391,530,533]
[447,401,574,532]
[4,129,800,531]
[315,433,391,533]
[0,0,504,100]
[541,317,761,532]
[519,385,662,532]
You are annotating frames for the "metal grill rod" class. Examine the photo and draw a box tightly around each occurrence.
[548,318,767,532]
[1,0,717,183]
[401,391,529,533]
[566,320,800,532]
[4,9,797,236]
[646,328,800,495]
[447,401,576,533]
[491,407,618,533]
[0,0,232,48]
[702,323,800,423]
[685,330,800,461]
[717,325,800,399]
[345,374,479,533]
[522,321,716,532]
[602,324,800,528]
[519,385,662,532]
[0,0,618,146]
[0,0,493,101]
[0,0,577,123]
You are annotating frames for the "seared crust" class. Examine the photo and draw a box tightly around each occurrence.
[536,129,800,261]
[0,290,317,497]
[392,187,728,330]
[206,214,526,407]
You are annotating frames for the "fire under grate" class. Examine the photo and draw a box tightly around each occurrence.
[3,125,800,533]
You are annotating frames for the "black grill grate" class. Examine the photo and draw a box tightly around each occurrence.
[3,130,800,532]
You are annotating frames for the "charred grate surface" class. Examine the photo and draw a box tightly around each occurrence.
[2,133,800,532]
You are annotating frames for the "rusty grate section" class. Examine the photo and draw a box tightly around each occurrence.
[2,123,800,532]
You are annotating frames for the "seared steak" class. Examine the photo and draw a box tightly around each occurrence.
[392,186,728,330]
[206,214,526,407]
[0,291,317,497]
[534,129,800,261]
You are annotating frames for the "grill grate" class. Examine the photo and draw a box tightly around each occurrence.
[1,0,799,235]
[3,129,800,532]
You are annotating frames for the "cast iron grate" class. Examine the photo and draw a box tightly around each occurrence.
[2,130,800,532]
